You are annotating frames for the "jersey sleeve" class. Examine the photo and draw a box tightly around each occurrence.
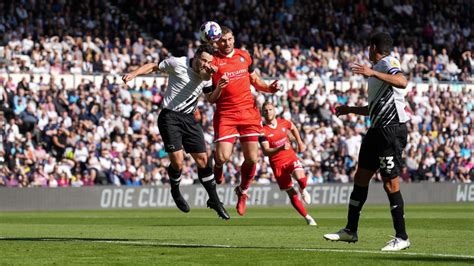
[258,135,268,143]
[281,119,293,130]
[385,57,401,75]
[202,80,213,94]
[158,57,177,73]
[244,50,255,74]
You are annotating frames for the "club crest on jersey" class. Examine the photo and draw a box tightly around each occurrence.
[282,128,286,132]
[240,56,245,62]
[390,58,400,68]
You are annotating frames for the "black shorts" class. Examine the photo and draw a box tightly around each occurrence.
[158,109,206,153]
[358,123,408,178]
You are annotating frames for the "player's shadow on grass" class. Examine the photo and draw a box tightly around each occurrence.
[373,255,474,264]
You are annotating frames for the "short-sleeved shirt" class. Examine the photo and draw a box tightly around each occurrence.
[260,118,299,167]
[159,56,211,114]
[209,49,255,114]
[368,56,409,128]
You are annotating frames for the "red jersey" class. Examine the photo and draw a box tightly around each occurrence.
[261,118,299,167]
[212,49,255,113]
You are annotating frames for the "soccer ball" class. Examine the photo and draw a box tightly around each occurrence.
[200,21,222,43]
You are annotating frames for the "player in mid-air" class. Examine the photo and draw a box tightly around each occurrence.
[259,102,317,226]
[122,44,229,220]
[205,26,280,216]
[323,32,410,251]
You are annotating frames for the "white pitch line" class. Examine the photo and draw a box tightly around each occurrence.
[1,237,473,260]
[85,239,474,260]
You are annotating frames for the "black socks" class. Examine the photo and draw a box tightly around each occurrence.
[346,184,369,233]
[198,166,220,203]
[167,165,182,188]
[388,191,408,240]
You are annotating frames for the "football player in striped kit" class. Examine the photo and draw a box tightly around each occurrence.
[123,44,229,220]
[324,32,411,251]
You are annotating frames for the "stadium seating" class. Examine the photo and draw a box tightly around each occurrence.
[0,0,472,187]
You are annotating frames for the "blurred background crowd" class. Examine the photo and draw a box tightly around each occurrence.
[0,0,473,187]
[2,0,473,81]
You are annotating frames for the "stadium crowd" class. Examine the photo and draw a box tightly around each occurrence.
[0,74,472,187]
[0,0,473,187]
[1,0,473,81]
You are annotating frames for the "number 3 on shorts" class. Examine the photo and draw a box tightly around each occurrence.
[379,156,394,170]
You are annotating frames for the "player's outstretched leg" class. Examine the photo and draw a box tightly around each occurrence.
[167,165,190,213]
[198,166,230,220]
[324,168,373,242]
[381,177,410,251]
[286,188,316,226]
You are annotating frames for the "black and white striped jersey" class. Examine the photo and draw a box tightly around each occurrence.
[368,56,409,128]
[159,57,211,114]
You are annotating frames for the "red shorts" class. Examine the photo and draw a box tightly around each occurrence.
[213,106,263,142]
[272,160,304,190]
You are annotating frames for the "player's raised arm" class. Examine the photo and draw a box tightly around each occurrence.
[122,63,159,83]
[335,105,370,116]
[249,72,280,93]
[259,136,290,157]
[352,63,408,89]
[122,56,177,84]
[205,74,228,103]
[289,122,306,153]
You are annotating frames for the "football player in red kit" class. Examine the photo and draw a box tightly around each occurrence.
[259,102,317,226]
[204,26,279,216]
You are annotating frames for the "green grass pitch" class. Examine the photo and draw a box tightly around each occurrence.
[1,204,473,265]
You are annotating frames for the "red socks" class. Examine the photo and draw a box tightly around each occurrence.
[213,165,224,184]
[239,162,256,191]
[290,193,307,217]
[297,176,308,189]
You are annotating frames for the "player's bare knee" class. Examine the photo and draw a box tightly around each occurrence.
[244,158,258,166]
[170,161,184,172]
[243,153,258,166]
[384,183,396,194]
[196,160,207,169]
[194,154,208,168]
[214,153,228,167]
[383,178,399,194]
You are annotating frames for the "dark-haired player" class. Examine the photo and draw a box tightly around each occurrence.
[323,32,410,251]
[123,44,229,220]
